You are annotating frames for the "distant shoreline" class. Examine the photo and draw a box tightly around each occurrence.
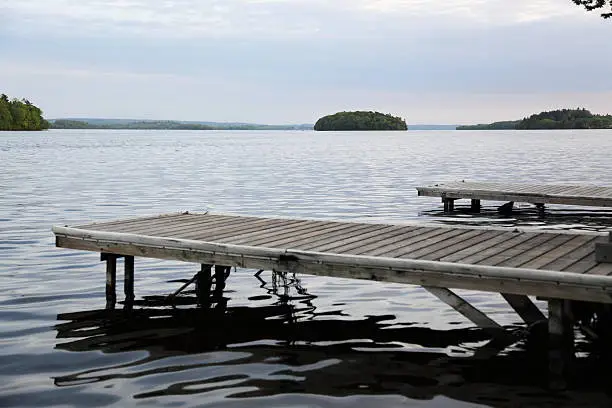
[50,119,313,131]
[457,108,612,130]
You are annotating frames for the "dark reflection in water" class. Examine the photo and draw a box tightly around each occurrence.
[53,288,612,408]
[421,206,612,233]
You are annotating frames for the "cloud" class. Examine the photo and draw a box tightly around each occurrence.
[4,0,591,39]
[2,0,610,123]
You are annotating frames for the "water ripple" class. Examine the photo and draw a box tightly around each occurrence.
[2,129,612,407]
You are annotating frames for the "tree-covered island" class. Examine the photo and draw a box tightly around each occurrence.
[0,94,49,131]
[457,108,612,130]
[314,111,407,131]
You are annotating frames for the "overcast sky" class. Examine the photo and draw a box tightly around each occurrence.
[2,1,611,124]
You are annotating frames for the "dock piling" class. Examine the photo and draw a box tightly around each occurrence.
[124,256,134,305]
[102,253,118,309]
[443,198,455,213]
[196,264,213,305]
[471,199,481,213]
[548,299,575,390]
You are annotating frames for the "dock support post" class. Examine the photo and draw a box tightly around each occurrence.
[102,253,117,310]
[443,198,455,213]
[214,266,229,294]
[196,264,213,305]
[548,299,574,390]
[502,294,545,325]
[471,199,481,213]
[124,256,134,308]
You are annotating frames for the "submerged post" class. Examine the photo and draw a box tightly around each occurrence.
[196,264,213,305]
[443,198,455,213]
[471,199,481,213]
[102,253,118,310]
[124,256,134,307]
[214,265,229,295]
[548,299,574,390]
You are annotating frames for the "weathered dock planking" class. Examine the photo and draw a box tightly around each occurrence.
[52,212,612,389]
[416,181,612,212]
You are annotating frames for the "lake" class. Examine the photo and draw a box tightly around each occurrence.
[2,129,612,407]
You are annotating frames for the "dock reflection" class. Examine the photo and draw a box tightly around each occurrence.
[54,295,612,407]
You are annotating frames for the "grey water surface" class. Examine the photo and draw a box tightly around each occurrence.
[2,129,612,407]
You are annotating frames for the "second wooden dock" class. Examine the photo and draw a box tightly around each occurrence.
[416,181,612,212]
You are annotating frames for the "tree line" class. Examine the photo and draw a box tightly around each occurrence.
[314,111,407,131]
[457,108,612,130]
[0,94,49,131]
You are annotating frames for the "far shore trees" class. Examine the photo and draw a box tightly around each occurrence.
[457,108,612,130]
[314,111,407,131]
[0,94,49,131]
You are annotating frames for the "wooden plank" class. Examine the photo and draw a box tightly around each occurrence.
[240,220,349,247]
[97,214,236,234]
[360,227,448,256]
[106,214,249,234]
[385,229,475,259]
[423,286,503,332]
[583,262,612,276]
[501,293,545,325]
[307,225,402,253]
[169,217,289,239]
[475,233,558,267]
[565,256,600,274]
[249,221,372,248]
[114,218,251,237]
[290,223,383,251]
[182,219,308,242]
[55,235,612,303]
[495,234,576,268]
[520,235,597,270]
[213,220,319,244]
[178,218,300,240]
[542,237,601,272]
[414,230,507,261]
[342,226,425,255]
[371,228,462,258]
[396,229,488,260]
[320,225,412,254]
[440,231,523,263]
[75,213,185,229]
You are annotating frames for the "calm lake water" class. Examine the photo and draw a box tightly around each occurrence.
[3,129,612,407]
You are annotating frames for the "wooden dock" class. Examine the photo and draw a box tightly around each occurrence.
[52,212,612,388]
[416,181,612,212]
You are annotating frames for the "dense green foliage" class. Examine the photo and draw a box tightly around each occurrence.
[572,0,612,18]
[457,109,612,130]
[516,108,612,129]
[50,119,312,131]
[0,94,49,131]
[314,111,407,131]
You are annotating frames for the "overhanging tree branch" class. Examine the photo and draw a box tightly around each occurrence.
[572,0,612,18]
